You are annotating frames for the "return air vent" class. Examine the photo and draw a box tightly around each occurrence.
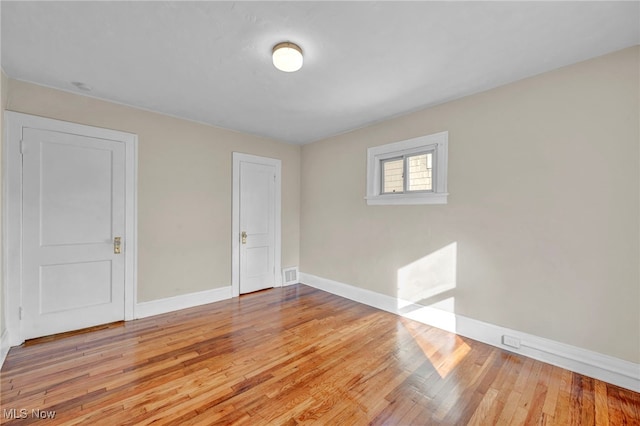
[282,267,299,285]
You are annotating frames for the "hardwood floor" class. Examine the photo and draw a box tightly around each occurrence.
[1,284,638,425]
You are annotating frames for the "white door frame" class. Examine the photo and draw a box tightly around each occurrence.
[3,111,138,346]
[231,152,282,297]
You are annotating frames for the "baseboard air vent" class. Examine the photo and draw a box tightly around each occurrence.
[282,267,299,285]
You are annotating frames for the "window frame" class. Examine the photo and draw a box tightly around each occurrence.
[366,131,448,205]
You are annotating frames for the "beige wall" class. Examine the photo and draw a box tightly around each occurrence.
[300,47,640,363]
[6,80,301,302]
[0,70,7,336]
[4,47,637,364]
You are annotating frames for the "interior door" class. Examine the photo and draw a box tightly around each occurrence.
[239,161,276,294]
[21,127,126,339]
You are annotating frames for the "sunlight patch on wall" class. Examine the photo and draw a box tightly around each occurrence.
[400,298,457,334]
[397,242,457,305]
[397,242,458,335]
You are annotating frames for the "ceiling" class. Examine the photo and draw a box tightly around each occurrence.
[2,1,639,145]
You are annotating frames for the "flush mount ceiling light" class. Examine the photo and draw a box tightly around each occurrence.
[272,42,303,72]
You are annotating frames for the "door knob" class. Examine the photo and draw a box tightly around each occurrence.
[114,237,122,254]
[241,231,247,244]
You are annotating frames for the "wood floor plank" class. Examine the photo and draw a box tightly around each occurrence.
[542,362,564,417]
[554,368,575,425]
[467,387,499,426]
[1,284,638,425]
[594,380,610,426]
[496,389,523,426]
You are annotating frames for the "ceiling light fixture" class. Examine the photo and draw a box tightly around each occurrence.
[272,42,303,72]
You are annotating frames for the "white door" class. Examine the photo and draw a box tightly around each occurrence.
[21,127,126,339]
[231,153,282,296]
[239,160,277,293]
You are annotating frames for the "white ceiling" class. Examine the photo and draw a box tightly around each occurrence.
[2,1,639,145]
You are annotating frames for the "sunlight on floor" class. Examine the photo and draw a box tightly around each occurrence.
[396,242,469,378]
[399,317,471,379]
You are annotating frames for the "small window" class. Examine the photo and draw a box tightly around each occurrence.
[366,132,448,205]
[381,152,434,194]
[381,157,404,193]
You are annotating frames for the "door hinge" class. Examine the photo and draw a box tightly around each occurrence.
[20,139,25,155]
[19,307,23,320]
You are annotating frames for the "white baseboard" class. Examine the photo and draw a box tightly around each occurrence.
[300,272,640,392]
[135,286,232,319]
[0,328,10,369]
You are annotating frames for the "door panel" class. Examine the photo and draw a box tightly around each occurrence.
[40,141,114,246]
[239,161,275,294]
[40,260,113,314]
[246,247,269,277]
[22,127,126,339]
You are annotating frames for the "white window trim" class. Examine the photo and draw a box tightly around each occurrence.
[366,131,448,205]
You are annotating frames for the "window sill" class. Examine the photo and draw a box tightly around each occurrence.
[365,193,448,206]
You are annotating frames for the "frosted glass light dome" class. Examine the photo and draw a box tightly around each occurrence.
[272,42,303,72]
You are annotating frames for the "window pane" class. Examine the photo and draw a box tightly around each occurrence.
[382,158,404,193]
[407,153,432,191]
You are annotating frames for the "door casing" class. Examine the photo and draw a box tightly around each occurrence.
[3,111,138,346]
[231,152,282,297]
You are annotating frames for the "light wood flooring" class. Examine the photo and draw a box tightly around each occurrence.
[1,284,639,425]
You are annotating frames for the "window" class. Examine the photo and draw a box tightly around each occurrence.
[366,132,448,205]
[381,151,433,194]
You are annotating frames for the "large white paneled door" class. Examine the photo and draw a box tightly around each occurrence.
[22,129,125,339]
[232,153,281,296]
[4,112,137,344]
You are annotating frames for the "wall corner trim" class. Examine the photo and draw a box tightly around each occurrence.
[134,286,232,319]
[0,328,11,369]
[299,272,640,393]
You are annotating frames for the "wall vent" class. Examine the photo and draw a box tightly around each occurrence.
[282,267,299,285]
